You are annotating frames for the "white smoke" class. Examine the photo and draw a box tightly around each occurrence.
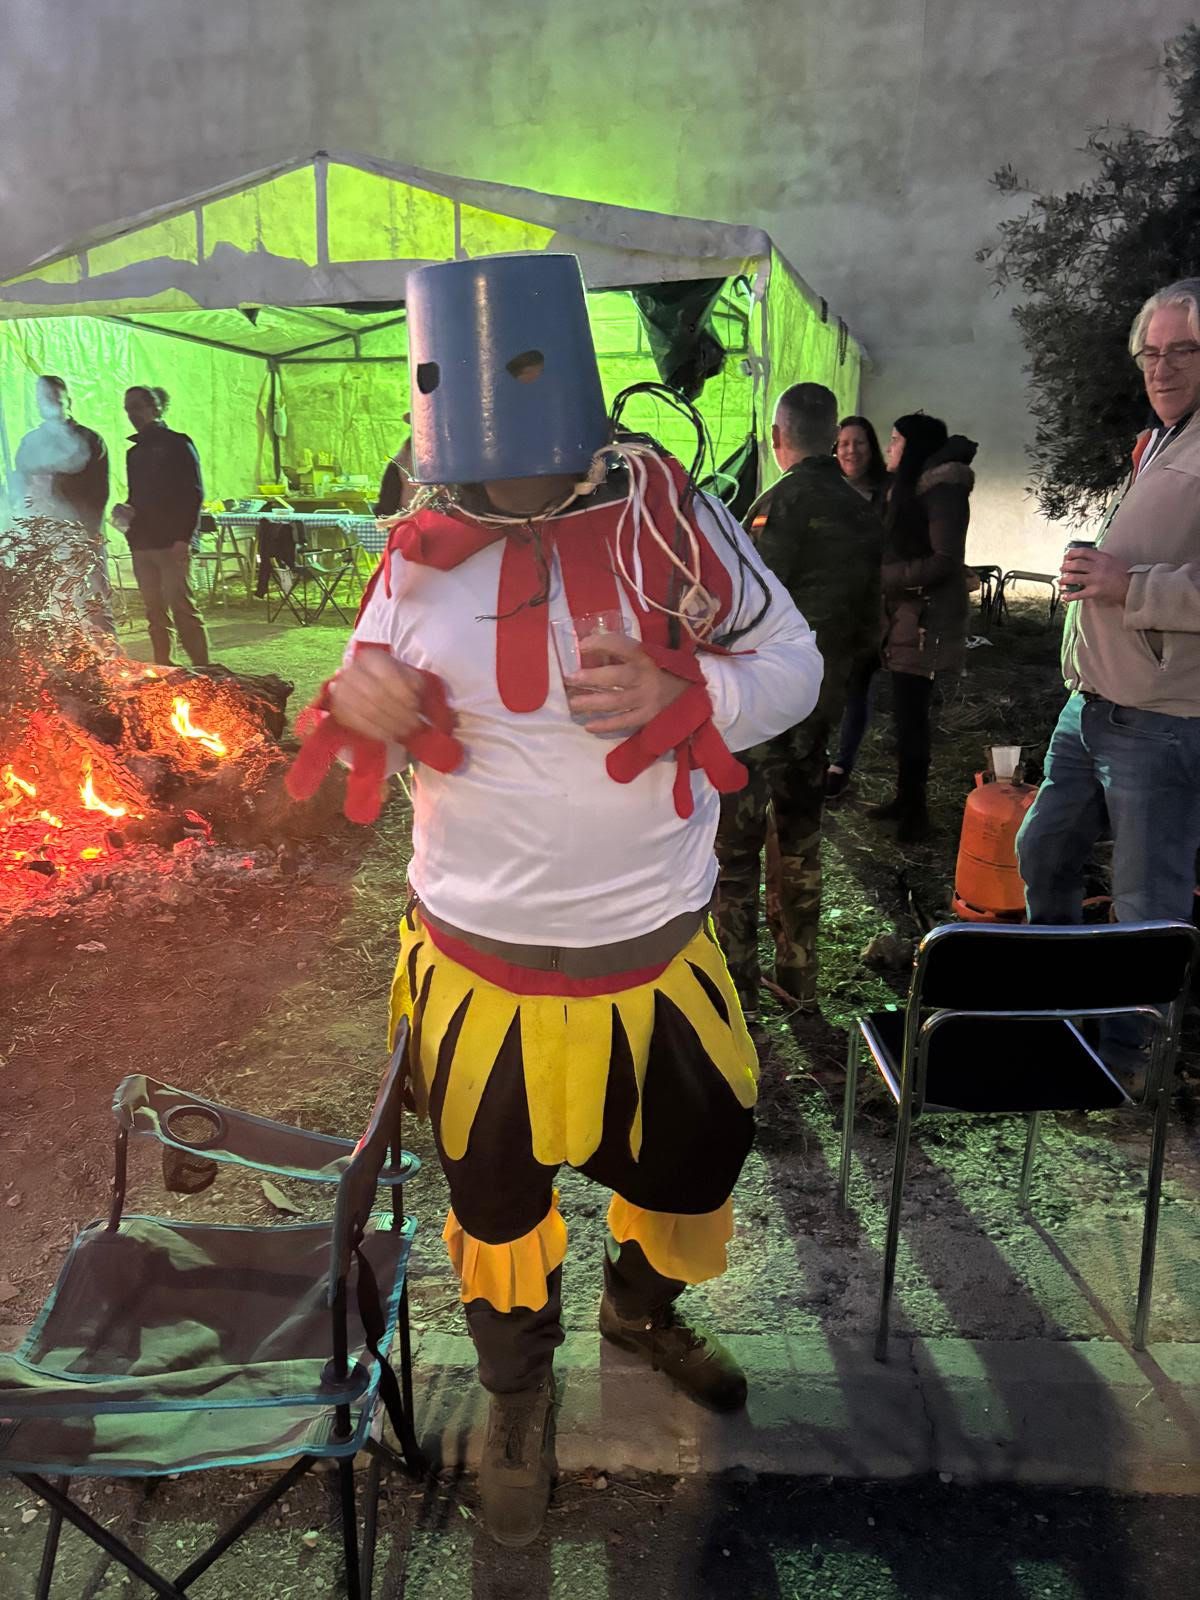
[17,418,90,480]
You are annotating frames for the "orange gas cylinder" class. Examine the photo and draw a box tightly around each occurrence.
[952,774,1037,922]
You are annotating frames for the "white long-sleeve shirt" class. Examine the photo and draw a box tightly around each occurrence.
[348,490,822,946]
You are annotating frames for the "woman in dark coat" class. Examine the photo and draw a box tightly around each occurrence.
[825,416,889,799]
[869,412,977,842]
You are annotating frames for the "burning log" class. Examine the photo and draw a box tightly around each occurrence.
[0,517,296,919]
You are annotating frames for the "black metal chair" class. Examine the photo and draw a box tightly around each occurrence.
[838,921,1198,1361]
[968,563,1002,626]
[0,1025,421,1599]
[995,568,1060,626]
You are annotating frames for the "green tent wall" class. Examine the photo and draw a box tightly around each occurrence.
[0,152,863,527]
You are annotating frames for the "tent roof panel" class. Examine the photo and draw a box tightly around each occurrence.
[0,150,866,365]
[0,151,777,314]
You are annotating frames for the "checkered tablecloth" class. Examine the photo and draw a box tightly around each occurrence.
[212,512,386,553]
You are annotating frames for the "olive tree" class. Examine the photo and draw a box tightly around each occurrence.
[979,27,1200,522]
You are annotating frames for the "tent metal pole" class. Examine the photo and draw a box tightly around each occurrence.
[101,315,270,361]
[268,360,281,480]
[277,312,408,361]
[281,355,409,365]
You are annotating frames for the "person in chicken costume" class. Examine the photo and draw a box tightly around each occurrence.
[288,253,822,1546]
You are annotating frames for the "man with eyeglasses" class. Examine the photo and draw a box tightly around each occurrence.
[1018,278,1200,1010]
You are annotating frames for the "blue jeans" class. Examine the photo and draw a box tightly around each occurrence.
[1017,691,1200,924]
[832,654,879,772]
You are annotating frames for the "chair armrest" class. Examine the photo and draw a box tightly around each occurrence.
[111,1075,418,1186]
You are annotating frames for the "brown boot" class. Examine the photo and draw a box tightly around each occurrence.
[478,1378,557,1548]
[599,1296,747,1412]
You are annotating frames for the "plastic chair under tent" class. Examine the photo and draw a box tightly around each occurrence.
[0,1024,422,1600]
[838,920,1198,1362]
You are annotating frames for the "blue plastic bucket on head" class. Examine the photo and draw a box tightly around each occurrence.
[405,252,610,485]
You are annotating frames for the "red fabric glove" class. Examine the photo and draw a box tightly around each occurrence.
[286,712,389,824]
[604,643,747,819]
[285,646,463,825]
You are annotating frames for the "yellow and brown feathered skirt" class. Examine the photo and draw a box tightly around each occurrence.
[388,907,759,1312]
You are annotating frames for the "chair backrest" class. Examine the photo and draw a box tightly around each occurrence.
[901,920,1197,1114]
[329,1019,410,1302]
[112,1074,416,1186]
[913,920,1198,1014]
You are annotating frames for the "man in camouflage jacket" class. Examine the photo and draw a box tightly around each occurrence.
[716,383,882,1015]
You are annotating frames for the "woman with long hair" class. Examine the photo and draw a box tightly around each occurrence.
[825,416,888,799]
[834,415,887,509]
[868,412,977,841]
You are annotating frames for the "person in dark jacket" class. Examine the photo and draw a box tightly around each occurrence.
[112,386,209,667]
[825,415,889,798]
[14,375,113,631]
[868,412,977,842]
[716,383,882,1016]
[16,375,109,534]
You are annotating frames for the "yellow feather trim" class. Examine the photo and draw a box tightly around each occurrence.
[443,1195,568,1312]
[607,1194,734,1285]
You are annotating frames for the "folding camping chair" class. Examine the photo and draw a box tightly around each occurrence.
[0,1025,422,1599]
[264,521,358,626]
[838,920,1198,1361]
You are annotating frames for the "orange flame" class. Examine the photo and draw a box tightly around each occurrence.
[79,847,103,860]
[38,810,63,828]
[2,765,37,802]
[79,756,127,819]
[170,696,227,758]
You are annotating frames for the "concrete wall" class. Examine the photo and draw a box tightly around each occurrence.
[2,0,1193,567]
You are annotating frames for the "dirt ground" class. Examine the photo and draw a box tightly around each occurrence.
[1,592,1198,1595]
[2,1469,1197,1600]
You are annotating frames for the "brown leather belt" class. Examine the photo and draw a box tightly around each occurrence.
[416,898,711,979]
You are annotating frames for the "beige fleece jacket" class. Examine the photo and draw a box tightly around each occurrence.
[1063,412,1200,716]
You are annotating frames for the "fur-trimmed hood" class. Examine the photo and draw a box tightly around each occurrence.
[917,435,977,498]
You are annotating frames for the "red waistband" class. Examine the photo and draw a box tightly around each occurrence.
[421,917,674,997]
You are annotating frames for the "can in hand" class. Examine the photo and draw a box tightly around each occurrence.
[1061,538,1095,595]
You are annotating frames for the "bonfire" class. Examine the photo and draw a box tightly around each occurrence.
[0,515,293,918]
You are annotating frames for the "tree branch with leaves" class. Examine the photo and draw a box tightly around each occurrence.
[979,26,1200,523]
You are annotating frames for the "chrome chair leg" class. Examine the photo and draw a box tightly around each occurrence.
[838,1031,860,1212]
[875,1094,915,1363]
[1018,1111,1042,1209]
[1134,1074,1174,1350]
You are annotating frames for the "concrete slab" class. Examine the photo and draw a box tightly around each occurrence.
[5,1313,1198,1492]
[911,1337,1200,1494]
[413,1329,1200,1494]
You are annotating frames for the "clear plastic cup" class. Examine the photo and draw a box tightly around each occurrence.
[551,609,629,728]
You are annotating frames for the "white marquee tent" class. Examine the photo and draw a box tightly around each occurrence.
[0,151,863,523]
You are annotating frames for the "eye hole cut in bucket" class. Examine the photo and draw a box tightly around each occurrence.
[506,350,545,383]
[416,361,440,393]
